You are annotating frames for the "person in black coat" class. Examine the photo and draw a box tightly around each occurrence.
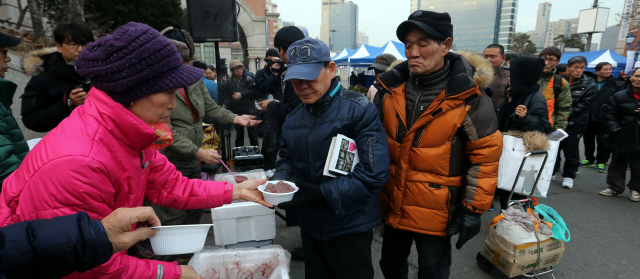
[21,22,94,132]
[225,60,261,148]
[496,56,551,134]
[255,48,284,170]
[582,62,624,169]
[554,56,596,189]
[350,71,357,86]
[495,56,551,210]
[0,207,168,279]
[599,68,640,201]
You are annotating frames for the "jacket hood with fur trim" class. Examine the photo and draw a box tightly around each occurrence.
[458,51,493,89]
[22,47,58,76]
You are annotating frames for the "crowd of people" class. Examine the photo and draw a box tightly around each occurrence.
[0,8,639,279]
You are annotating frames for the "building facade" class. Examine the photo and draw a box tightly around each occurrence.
[321,0,341,47]
[528,2,551,50]
[544,20,573,48]
[599,25,620,52]
[358,31,369,46]
[411,0,517,53]
[327,1,358,51]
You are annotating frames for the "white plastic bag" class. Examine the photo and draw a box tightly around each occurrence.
[188,245,291,279]
[495,218,551,245]
[497,130,568,197]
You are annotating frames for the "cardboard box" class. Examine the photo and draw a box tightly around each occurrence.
[486,225,564,262]
[481,240,565,278]
[481,225,567,278]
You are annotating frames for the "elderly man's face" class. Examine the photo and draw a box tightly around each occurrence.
[291,62,337,105]
[0,47,11,79]
[404,28,452,76]
[232,67,243,78]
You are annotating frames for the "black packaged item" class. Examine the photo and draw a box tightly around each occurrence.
[233,146,264,172]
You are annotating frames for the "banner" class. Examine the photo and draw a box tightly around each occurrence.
[619,0,634,40]
[626,50,635,73]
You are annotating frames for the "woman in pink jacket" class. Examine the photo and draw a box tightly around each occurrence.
[0,22,271,279]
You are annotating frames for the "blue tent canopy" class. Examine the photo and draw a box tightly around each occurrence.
[559,50,626,78]
[349,41,407,65]
[332,48,356,65]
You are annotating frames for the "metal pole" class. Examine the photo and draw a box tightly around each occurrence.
[214,41,229,162]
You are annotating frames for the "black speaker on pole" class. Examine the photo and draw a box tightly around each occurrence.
[186,0,239,43]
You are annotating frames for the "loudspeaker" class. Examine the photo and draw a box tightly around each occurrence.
[186,0,239,43]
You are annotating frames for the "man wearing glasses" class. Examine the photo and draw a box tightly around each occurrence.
[21,22,95,132]
[537,46,572,132]
[0,31,28,185]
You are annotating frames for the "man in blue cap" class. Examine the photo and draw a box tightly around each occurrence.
[273,38,390,279]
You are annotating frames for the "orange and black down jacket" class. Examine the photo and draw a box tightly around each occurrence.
[375,53,503,237]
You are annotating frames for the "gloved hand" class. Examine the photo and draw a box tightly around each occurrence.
[447,206,482,249]
[277,180,325,210]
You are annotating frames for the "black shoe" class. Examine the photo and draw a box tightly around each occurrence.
[289,247,304,261]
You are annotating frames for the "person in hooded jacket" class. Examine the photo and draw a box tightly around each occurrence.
[0,32,28,187]
[20,22,94,132]
[599,67,640,202]
[494,56,551,210]
[496,57,551,134]
[553,56,596,189]
[581,62,623,172]
[0,23,271,279]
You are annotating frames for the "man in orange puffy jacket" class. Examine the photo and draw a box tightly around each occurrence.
[374,11,503,279]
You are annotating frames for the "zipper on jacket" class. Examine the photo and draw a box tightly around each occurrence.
[306,113,325,237]
[410,88,424,128]
[140,151,149,170]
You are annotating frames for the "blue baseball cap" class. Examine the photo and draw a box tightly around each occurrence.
[284,38,332,81]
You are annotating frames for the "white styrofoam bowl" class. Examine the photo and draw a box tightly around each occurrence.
[258,180,299,206]
[149,224,213,255]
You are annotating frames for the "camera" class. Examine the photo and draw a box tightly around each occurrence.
[77,79,91,92]
[265,57,287,74]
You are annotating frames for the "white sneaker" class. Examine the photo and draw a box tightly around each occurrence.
[562,178,574,189]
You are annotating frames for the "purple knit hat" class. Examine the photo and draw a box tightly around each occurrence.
[76,22,204,104]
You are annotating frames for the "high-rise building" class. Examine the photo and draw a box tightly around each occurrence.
[528,2,551,50]
[298,26,310,38]
[321,0,342,47]
[544,19,573,48]
[410,0,518,53]
[320,1,358,51]
[599,25,620,52]
[358,31,369,46]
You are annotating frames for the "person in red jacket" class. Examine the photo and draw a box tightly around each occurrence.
[0,22,271,279]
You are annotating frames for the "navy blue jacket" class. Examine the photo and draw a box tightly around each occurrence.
[0,212,112,279]
[255,67,282,101]
[273,80,390,241]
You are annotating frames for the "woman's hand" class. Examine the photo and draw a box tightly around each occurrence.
[232,178,273,208]
[179,265,204,279]
[196,148,221,165]
[515,105,527,119]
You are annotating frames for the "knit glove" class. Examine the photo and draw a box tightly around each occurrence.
[277,180,325,210]
[447,206,482,249]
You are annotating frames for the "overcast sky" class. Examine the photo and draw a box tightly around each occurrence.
[274,0,624,47]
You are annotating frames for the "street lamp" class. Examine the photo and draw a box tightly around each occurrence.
[626,33,636,46]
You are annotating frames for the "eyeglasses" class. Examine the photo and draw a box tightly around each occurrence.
[64,42,85,50]
[543,58,558,63]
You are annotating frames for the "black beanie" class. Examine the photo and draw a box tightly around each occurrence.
[266,48,279,57]
[510,56,545,99]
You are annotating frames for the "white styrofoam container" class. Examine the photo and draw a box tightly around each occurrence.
[211,201,276,246]
[149,224,213,255]
[188,245,290,279]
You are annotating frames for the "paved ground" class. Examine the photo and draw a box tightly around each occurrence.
[6,62,639,279]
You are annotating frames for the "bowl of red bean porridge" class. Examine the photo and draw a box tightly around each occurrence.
[258,180,299,206]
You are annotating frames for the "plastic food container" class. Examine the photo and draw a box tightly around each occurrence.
[188,245,291,279]
[149,224,213,255]
[258,180,298,206]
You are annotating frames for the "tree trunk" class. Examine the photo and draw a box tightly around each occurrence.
[26,0,46,40]
[16,2,29,29]
[68,0,85,23]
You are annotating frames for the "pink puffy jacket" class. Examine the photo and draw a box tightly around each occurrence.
[0,88,233,279]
